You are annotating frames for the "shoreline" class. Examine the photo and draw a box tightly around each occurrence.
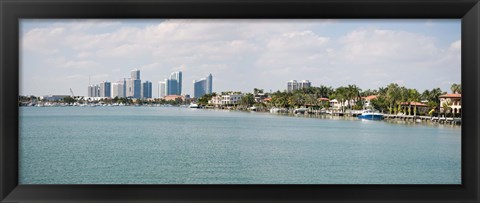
[20,105,462,127]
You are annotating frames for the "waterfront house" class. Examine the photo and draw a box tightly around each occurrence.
[164,95,184,102]
[400,101,429,115]
[208,93,243,107]
[318,98,330,107]
[439,93,462,115]
[330,99,357,111]
[362,95,378,109]
[254,93,268,103]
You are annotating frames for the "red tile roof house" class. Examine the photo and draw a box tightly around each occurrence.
[362,95,378,109]
[400,101,429,116]
[439,93,462,115]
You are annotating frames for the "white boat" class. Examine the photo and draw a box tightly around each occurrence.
[270,108,287,113]
[189,103,199,108]
[358,110,384,120]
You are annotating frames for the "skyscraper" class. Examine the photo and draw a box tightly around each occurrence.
[131,69,140,80]
[126,69,141,98]
[170,71,182,95]
[287,80,298,92]
[193,73,213,98]
[161,71,182,96]
[88,84,100,97]
[111,81,125,98]
[298,80,311,89]
[166,79,178,95]
[159,81,166,98]
[142,81,152,98]
[287,80,310,92]
[99,81,111,98]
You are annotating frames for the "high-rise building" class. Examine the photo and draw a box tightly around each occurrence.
[161,71,182,96]
[159,81,166,98]
[88,84,100,97]
[99,81,111,98]
[142,81,152,98]
[193,73,213,98]
[287,80,311,92]
[126,69,141,98]
[111,81,125,98]
[298,80,311,89]
[287,80,298,92]
[131,68,140,80]
[170,71,182,95]
[166,79,178,95]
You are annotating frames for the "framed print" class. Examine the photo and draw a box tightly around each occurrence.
[1,0,479,202]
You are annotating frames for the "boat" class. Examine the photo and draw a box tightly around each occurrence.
[294,107,308,114]
[189,103,200,108]
[358,110,384,120]
[270,108,287,113]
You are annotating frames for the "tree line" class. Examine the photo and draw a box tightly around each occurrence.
[197,83,462,116]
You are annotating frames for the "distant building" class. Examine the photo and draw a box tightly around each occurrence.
[170,71,182,95]
[362,95,378,109]
[164,95,184,101]
[99,81,111,98]
[166,79,179,95]
[287,80,311,92]
[88,84,100,97]
[131,68,140,80]
[142,81,152,98]
[193,73,213,98]
[111,80,125,98]
[287,80,298,92]
[439,93,462,115]
[159,81,166,98]
[298,80,311,89]
[126,69,141,99]
[42,95,70,101]
[209,93,242,106]
[400,101,429,115]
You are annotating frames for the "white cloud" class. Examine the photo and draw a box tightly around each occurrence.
[46,57,102,70]
[339,28,439,64]
[20,19,461,96]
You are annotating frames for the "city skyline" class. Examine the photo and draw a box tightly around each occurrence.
[20,19,461,96]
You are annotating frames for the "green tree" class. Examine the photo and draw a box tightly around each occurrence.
[408,89,421,116]
[197,93,216,106]
[62,96,76,104]
[386,83,400,114]
[239,93,255,108]
[450,83,461,94]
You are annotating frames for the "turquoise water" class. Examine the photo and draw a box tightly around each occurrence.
[19,107,461,184]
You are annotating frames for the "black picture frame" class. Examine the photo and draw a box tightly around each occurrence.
[1,0,479,202]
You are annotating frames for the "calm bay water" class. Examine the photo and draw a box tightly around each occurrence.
[19,107,461,184]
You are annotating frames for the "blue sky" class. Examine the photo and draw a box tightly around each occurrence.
[20,19,461,97]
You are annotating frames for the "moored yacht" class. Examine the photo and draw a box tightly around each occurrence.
[189,103,199,108]
[358,109,384,120]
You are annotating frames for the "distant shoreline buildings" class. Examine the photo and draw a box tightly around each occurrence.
[193,74,213,98]
[86,68,213,100]
[159,71,183,98]
[88,69,150,99]
[287,80,311,92]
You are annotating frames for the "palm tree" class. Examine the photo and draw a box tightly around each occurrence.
[386,83,400,114]
[408,89,420,116]
[450,83,461,94]
[399,87,409,114]
[343,85,361,110]
[333,87,347,112]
